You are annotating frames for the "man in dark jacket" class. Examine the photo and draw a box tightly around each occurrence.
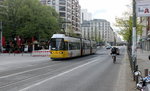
[111,47,117,54]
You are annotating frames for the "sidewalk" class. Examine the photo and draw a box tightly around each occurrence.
[137,49,150,76]
[114,50,136,91]
[125,49,150,91]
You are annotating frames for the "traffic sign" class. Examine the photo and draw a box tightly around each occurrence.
[136,1,150,17]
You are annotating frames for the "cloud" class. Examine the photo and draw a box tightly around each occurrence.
[79,0,131,28]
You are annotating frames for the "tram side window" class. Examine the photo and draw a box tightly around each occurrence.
[69,42,75,50]
[92,44,96,49]
[87,43,90,49]
[77,43,80,49]
[83,43,85,49]
[69,43,72,50]
[72,43,76,50]
[84,43,87,49]
[64,42,68,50]
[69,42,80,50]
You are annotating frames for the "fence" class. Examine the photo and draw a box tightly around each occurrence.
[32,50,50,57]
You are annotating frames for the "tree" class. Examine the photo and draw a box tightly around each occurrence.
[115,12,143,42]
[0,0,61,42]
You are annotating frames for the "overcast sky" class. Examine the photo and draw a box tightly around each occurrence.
[79,0,131,30]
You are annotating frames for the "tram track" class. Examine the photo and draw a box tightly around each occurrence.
[0,55,102,90]
[0,60,61,77]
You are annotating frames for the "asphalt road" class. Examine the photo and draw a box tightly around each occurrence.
[0,46,126,91]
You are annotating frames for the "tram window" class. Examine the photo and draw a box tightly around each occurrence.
[69,43,72,50]
[77,43,80,49]
[69,42,80,50]
[72,43,75,50]
[71,42,76,50]
[50,38,64,50]
[64,42,68,50]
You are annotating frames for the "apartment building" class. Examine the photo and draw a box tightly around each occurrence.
[81,19,115,43]
[40,0,81,35]
[140,17,150,51]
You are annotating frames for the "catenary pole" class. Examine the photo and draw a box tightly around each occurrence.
[132,0,137,75]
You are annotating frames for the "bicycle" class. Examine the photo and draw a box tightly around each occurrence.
[112,53,116,63]
[134,71,150,91]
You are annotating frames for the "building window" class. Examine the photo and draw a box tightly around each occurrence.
[59,12,66,17]
[59,0,66,5]
[59,6,66,11]
[47,0,51,4]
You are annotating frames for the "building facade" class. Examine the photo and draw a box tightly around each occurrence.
[140,17,150,51]
[81,19,116,44]
[40,0,81,35]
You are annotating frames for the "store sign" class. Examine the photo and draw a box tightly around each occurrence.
[136,1,150,17]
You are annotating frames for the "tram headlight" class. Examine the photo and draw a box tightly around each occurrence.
[59,52,63,54]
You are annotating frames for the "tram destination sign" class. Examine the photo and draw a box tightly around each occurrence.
[136,1,150,17]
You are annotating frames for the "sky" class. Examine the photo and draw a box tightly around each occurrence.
[79,0,131,31]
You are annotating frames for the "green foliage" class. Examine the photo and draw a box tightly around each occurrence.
[115,12,143,42]
[0,0,61,41]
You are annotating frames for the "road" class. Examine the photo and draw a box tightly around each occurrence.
[0,46,126,91]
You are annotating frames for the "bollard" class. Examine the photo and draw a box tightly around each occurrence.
[133,61,136,81]
[145,69,148,76]
[135,65,138,84]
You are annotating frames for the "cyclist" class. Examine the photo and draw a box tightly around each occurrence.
[111,47,117,63]
[111,47,117,55]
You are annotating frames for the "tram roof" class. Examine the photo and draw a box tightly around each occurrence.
[51,34,66,38]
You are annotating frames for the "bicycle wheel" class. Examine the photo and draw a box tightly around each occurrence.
[113,56,116,63]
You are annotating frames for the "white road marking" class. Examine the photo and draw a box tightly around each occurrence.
[0,57,99,79]
[0,64,58,78]
[20,58,100,91]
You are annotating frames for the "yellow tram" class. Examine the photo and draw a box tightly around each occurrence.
[50,34,97,59]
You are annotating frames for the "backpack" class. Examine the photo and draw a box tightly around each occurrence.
[111,48,116,53]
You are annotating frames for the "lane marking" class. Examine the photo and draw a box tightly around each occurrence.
[0,63,60,78]
[0,57,99,79]
[20,58,100,91]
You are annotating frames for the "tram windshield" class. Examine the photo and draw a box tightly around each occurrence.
[50,38,64,50]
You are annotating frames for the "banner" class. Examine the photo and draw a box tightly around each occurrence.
[136,1,150,17]
[2,36,6,46]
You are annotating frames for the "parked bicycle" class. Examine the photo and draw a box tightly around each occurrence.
[134,70,150,91]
